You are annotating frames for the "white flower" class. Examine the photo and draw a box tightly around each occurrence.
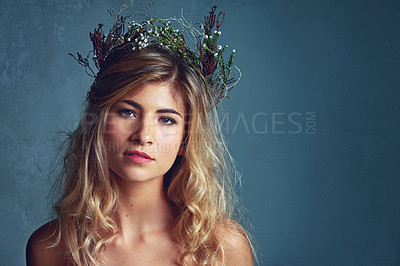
[218,31,221,35]
[225,45,228,48]
[233,49,236,53]
[127,37,131,42]
[214,30,217,34]
[203,44,207,48]
[204,35,208,39]
[214,53,218,57]
[218,45,222,50]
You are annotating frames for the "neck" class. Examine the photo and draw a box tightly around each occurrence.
[114,176,173,241]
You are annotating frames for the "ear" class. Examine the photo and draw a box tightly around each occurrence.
[178,145,186,156]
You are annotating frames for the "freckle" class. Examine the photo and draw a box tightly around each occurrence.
[130,204,133,206]
[126,214,128,217]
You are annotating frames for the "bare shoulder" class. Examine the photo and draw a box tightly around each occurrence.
[215,220,254,265]
[26,220,66,266]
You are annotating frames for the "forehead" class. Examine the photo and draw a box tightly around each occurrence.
[124,82,185,112]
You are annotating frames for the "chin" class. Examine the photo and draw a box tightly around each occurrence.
[111,167,164,184]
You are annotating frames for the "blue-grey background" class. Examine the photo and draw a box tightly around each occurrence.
[1,0,399,265]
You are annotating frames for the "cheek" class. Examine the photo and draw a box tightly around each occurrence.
[104,120,129,154]
[104,122,118,144]
[157,131,184,153]
[105,117,132,140]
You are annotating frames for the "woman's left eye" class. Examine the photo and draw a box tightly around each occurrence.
[159,116,176,125]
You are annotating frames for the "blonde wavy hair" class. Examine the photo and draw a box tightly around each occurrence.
[52,45,253,265]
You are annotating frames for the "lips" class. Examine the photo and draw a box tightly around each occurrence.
[123,150,154,163]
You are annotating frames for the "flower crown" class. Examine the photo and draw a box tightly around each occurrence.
[70,5,240,105]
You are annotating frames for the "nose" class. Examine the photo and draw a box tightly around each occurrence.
[130,114,154,145]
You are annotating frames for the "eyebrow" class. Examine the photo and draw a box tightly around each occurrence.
[121,100,183,118]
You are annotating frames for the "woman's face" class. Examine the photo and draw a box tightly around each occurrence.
[104,82,186,183]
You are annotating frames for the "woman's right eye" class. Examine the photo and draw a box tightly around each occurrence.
[118,109,137,118]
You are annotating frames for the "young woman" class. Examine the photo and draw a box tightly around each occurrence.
[26,6,255,266]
